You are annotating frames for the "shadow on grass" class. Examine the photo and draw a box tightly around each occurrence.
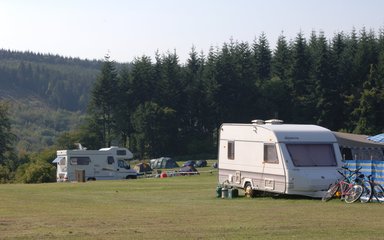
[218,189,319,201]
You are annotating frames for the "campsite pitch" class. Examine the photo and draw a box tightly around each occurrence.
[0,172,383,239]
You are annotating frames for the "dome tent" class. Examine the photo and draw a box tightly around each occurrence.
[134,162,153,173]
[150,157,179,169]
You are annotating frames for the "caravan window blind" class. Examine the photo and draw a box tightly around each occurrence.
[286,144,337,167]
[70,157,91,165]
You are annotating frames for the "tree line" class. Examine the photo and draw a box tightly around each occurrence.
[0,27,384,183]
[81,28,384,159]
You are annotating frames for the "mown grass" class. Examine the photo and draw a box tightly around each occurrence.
[0,171,383,239]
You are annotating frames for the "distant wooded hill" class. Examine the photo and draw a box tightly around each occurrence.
[0,49,102,111]
[0,49,106,151]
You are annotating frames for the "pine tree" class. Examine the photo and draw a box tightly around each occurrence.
[254,32,272,83]
[156,51,182,110]
[113,65,133,147]
[130,102,176,158]
[201,47,220,130]
[88,55,119,147]
[289,32,313,123]
[348,28,379,132]
[308,31,336,129]
[272,34,291,81]
[182,47,205,135]
[0,102,15,164]
[353,64,382,134]
[180,47,215,154]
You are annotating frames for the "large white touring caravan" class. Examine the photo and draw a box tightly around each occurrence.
[218,120,343,198]
[52,146,137,182]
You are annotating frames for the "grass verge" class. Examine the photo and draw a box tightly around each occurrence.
[0,172,383,239]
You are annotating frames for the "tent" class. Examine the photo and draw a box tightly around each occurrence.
[150,157,179,169]
[333,132,384,160]
[334,132,384,148]
[368,133,384,143]
[182,160,196,167]
[179,165,199,175]
[344,160,384,186]
[196,160,207,167]
[134,162,153,173]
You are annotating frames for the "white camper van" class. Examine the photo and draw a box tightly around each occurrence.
[218,120,343,198]
[52,146,137,182]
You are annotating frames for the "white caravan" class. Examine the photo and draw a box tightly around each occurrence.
[52,146,137,182]
[218,120,343,198]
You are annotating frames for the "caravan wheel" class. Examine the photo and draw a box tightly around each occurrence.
[244,183,256,198]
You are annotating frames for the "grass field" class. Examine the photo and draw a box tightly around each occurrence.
[1,171,384,240]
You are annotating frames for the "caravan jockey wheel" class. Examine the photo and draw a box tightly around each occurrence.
[244,182,256,198]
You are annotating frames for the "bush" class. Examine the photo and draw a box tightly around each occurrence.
[16,161,56,183]
[0,165,13,183]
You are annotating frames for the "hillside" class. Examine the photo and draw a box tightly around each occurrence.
[0,49,104,152]
[0,49,102,111]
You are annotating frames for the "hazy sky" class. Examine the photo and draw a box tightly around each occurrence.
[1,0,384,63]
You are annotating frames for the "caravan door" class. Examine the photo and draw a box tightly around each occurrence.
[261,143,286,193]
[68,156,94,181]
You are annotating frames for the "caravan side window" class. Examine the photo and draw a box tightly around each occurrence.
[70,157,91,165]
[264,144,279,164]
[107,156,114,164]
[116,150,126,156]
[228,141,235,160]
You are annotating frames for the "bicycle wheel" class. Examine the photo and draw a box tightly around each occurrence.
[360,181,372,203]
[372,183,384,203]
[322,183,339,202]
[344,184,363,203]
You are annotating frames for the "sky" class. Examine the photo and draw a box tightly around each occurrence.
[1,0,384,64]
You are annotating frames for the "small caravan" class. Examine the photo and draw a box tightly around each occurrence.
[218,120,343,198]
[52,146,137,182]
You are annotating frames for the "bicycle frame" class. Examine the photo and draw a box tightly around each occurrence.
[322,167,364,203]
[338,179,358,199]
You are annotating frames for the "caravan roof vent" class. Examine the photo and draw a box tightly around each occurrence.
[251,119,265,125]
[265,119,284,125]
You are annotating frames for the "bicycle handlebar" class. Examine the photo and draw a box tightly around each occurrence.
[337,170,346,178]
[341,166,362,173]
[337,166,363,180]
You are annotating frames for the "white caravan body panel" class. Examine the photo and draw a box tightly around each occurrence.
[218,123,343,197]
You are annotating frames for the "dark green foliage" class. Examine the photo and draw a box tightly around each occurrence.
[0,49,102,112]
[0,102,15,164]
[254,33,272,82]
[87,55,119,147]
[1,28,384,183]
[84,28,384,159]
[15,160,56,183]
[130,101,177,158]
[13,148,56,183]
[289,32,315,123]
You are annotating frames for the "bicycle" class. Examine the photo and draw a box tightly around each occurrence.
[322,167,363,203]
[352,169,373,203]
[367,175,384,203]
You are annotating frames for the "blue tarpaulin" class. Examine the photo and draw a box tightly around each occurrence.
[367,133,384,143]
[344,160,384,186]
